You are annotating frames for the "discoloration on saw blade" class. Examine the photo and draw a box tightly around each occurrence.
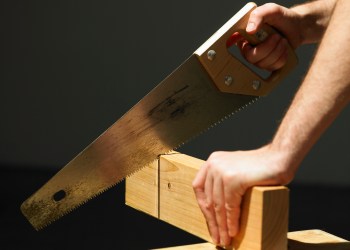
[20,55,257,230]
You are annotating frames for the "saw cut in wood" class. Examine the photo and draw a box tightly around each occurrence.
[126,153,350,250]
[20,2,297,230]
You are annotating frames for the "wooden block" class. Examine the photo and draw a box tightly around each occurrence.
[152,242,214,250]
[125,159,159,218]
[152,230,350,250]
[287,230,350,250]
[232,186,289,250]
[126,152,289,249]
[158,153,211,242]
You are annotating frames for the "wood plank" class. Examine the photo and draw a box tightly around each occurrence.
[159,154,289,250]
[152,242,213,250]
[158,153,211,242]
[287,230,350,250]
[126,152,289,249]
[153,230,350,250]
[126,153,350,250]
[233,186,288,250]
[125,159,159,218]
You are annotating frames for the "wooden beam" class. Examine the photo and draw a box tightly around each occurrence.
[125,152,350,249]
[125,159,159,218]
[152,230,350,250]
[126,152,289,249]
[287,230,350,250]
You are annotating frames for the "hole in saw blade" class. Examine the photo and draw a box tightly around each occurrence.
[53,190,66,202]
[226,32,271,79]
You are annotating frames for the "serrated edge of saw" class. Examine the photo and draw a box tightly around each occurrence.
[172,96,260,150]
[29,96,260,231]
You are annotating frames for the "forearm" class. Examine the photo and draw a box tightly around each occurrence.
[271,0,350,181]
[291,0,337,44]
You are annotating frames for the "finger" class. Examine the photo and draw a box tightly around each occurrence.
[204,171,220,244]
[237,39,251,58]
[223,181,244,237]
[255,37,288,70]
[226,32,244,48]
[193,164,219,244]
[204,170,213,206]
[192,163,208,189]
[267,47,288,71]
[246,3,286,34]
[264,43,288,71]
[213,176,231,247]
[241,33,281,64]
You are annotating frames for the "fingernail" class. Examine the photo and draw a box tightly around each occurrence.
[221,241,227,249]
[246,22,255,32]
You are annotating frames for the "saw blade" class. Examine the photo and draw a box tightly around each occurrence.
[20,2,297,230]
[20,55,258,230]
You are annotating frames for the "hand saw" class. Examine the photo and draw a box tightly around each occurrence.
[21,2,298,230]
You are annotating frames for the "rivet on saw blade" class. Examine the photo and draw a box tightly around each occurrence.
[224,75,233,86]
[207,50,216,61]
[252,80,261,90]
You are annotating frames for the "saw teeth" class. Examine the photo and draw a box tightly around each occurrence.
[21,51,263,230]
[27,95,260,231]
[173,97,260,152]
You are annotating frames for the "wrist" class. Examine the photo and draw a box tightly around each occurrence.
[263,143,299,185]
[290,0,336,44]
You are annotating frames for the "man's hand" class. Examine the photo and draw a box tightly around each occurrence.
[233,3,302,71]
[192,146,291,247]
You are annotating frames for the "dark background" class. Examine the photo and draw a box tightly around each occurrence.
[1,0,349,249]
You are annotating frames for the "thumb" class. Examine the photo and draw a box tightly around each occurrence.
[246,3,288,34]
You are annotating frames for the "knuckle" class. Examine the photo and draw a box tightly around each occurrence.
[264,3,282,14]
[244,51,257,64]
[213,202,224,212]
[225,202,239,213]
[192,180,200,190]
[197,199,207,209]
[264,2,279,10]
[209,151,222,159]
[258,3,285,23]
[222,172,236,185]
[272,57,287,71]
[255,61,268,70]
[192,176,203,190]
[207,151,223,166]
[205,199,214,210]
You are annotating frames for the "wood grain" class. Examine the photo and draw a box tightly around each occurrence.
[152,230,350,250]
[126,152,289,249]
[125,159,158,218]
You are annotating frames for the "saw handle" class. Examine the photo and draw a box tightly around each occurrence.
[195,2,298,96]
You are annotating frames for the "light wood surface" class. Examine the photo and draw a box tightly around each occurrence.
[158,153,211,242]
[125,153,349,249]
[152,242,214,250]
[125,159,159,218]
[287,230,350,250]
[233,186,288,250]
[153,230,350,250]
[126,152,289,249]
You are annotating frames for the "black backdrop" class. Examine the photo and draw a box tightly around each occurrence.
[2,1,350,249]
[2,0,350,184]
